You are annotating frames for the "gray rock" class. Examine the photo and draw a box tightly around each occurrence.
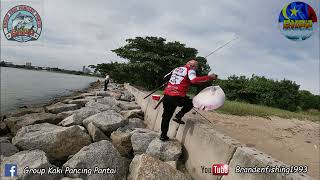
[59,107,101,126]
[83,111,128,136]
[83,96,103,101]
[121,109,144,120]
[85,101,111,111]
[0,142,19,156]
[46,102,79,114]
[119,91,135,102]
[4,113,58,135]
[86,122,109,142]
[118,101,140,110]
[131,130,158,155]
[95,91,111,97]
[0,121,8,135]
[73,93,95,99]
[128,154,190,180]
[111,127,136,157]
[110,105,122,113]
[12,123,92,160]
[146,138,182,161]
[63,140,128,180]
[0,150,63,180]
[62,98,73,104]
[68,99,90,107]
[56,110,77,120]
[133,128,154,133]
[97,97,119,106]
[128,118,145,129]
[166,161,177,169]
[5,107,44,118]
[107,91,122,100]
[0,136,11,143]
[78,125,87,133]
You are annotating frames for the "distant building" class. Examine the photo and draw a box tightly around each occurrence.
[26,62,32,67]
[5,61,13,65]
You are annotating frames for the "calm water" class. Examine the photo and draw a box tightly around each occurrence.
[1,67,102,114]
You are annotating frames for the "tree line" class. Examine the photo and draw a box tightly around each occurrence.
[90,36,319,112]
[215,75,319,111]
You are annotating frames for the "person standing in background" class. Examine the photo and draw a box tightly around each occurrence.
[104,75,110,91]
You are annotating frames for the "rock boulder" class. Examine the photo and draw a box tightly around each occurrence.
[86,122,109,142]
[59,107,101,126]
[146,138,182,161]
[12,123,91,160]
[0,150,63,180]
[119,91,135,102]
[131,130,158,155]
[68,99,90,107]
[63,140,128,180]
[83,111,128,136]
[127,118,145,129]
[4,113,57,134]
[85,101,111,111]
[128,154,190,180]
[118,101,140,111]
[111,127,135,157]
[46,102,79,114]
[97,97,119,106]
[121,109,144,120]
[0,142,19,156]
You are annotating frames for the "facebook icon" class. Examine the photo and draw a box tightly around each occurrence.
[4,164,17,177]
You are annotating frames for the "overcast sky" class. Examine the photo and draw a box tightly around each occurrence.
[0,0,319,94]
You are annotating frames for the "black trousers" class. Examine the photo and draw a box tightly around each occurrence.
[104,80,109,91]
[161,95,193,136]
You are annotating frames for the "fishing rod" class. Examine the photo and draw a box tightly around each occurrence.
[192,108,212,125]
[143,36,239,99]
[204,36,239,58]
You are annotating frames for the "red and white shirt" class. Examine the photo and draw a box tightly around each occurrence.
[164,66,214,97]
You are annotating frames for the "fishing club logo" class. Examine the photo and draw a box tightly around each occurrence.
[278,1,318,41]
[2,5,42,42]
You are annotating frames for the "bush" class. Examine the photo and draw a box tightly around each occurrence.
[216,75,301,111]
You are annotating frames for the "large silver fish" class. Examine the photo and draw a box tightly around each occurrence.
[192,86,225,111]
[11,12,34,31]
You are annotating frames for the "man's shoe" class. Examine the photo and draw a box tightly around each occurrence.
[160,135,169,141]
[173,116,185,124]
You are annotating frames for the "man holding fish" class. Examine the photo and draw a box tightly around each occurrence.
[160,59,218,141]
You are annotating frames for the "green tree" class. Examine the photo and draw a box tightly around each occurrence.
[106,36,211,89]
[298,90,320,110]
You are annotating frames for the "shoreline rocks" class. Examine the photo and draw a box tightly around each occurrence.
[128,154,190,180]
[12,123,92,160]
[63,140,128,180]
[82,110,128,136]
[0,149,64,180]
[0,82,191,180]
[45,102,80,114]
[4,112,58,134]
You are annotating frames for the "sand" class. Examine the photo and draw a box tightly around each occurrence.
[187,110,320,179]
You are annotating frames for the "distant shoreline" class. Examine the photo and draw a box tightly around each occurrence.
[0,65,101,78]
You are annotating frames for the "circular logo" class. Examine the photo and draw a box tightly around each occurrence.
[2,5,42,43]
[278,1,318,41]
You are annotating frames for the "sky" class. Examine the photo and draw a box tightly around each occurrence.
[0,0,319,94]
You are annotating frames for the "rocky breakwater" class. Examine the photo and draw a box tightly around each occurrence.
[0,82,191,180]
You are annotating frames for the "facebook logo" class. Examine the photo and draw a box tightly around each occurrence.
[4,164,17,177]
